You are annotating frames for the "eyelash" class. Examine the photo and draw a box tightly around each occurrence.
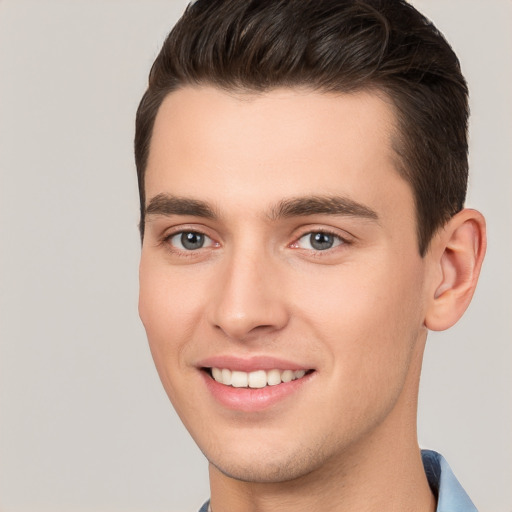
[291,229,350,253]
[160,229,217,257]
[160,227,351,257]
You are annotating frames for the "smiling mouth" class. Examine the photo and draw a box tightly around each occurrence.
[204,368,314,388]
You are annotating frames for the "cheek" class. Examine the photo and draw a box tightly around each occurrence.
[292,260,426,439]
[138,259,204,374]
[138,260,210,423]
[291,256,426,379]
[139,254,208,326]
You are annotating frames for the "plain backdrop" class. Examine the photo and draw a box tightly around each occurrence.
[0,1,510,511]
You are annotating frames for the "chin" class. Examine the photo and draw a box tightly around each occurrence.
[205,440,333,484]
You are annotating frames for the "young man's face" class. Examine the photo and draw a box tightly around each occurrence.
[139,86,432,483]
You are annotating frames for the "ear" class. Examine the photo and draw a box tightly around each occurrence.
[425,209,486,331]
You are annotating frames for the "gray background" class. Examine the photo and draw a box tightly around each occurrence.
[0,1,510,510]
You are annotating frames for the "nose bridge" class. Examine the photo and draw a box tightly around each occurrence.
[209,240,288,340]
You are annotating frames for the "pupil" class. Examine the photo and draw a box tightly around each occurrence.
[181,232,204,250]
[310,232,333,250]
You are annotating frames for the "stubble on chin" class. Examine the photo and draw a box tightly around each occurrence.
[207,434,347,485]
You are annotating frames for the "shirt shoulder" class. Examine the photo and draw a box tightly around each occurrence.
[422,449,478,512]
[198,500,210,512]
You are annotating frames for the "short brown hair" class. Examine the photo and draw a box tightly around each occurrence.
[135,0,469,255]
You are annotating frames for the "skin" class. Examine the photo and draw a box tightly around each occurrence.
[138,86,485,512]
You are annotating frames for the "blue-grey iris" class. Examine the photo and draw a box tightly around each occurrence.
[310,232,335,250]
[181,232,205,250]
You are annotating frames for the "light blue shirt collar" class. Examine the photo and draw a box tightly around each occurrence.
[422,449,478,512]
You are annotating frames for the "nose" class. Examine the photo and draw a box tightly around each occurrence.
[208,248,290,341]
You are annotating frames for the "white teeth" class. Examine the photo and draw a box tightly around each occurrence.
[212,367,222,382]
[221,368,232,385]
[267,369,282,386]
[231,371,248,388]
[295,369,306,379]
[210,368,309,387]
[281,370,294,383]
[248,370,267,389]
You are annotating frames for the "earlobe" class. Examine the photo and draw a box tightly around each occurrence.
[425,209,486,331]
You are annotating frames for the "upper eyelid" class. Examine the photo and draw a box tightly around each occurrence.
[160,230,218,257]
[165,230,215,244]
[161,224,216,239]
[156,227,219,254]
[293,231,348,251]
[293,225,354,242]
[298,228,347,238]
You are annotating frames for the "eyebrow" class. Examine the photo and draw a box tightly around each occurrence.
[269,195,379,221]
[144,193,378,222]
[145,193,217,219]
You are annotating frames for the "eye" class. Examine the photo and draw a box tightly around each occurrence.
[295,231,344,251]
[168,231,214,251]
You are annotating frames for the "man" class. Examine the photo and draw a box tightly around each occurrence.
[135,1,486,510]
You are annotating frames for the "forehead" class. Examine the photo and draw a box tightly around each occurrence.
[145,86,411,218]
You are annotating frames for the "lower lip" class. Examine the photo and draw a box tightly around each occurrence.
[201,371,313,412]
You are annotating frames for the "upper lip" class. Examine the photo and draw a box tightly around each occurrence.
[196,355,312,372]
